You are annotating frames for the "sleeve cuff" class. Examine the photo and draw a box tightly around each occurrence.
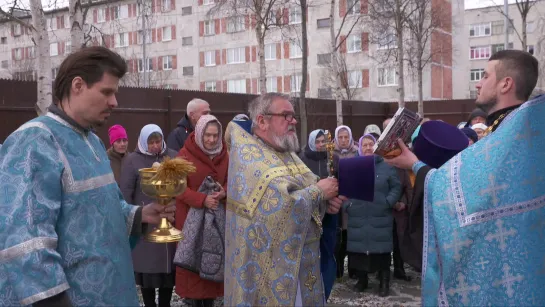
[412,161,426,175]
[130,207,143,236]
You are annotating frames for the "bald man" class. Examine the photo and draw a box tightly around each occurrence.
[167,98,211,151]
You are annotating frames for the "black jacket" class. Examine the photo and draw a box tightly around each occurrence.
[299,145,329,179]
[167,114,193,152]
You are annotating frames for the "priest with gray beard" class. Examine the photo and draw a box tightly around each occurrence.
[224,93,347,306]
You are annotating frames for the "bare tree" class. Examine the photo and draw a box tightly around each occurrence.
[69,0,86,52]
[404,0,450,115]
[320,53,361,100]
[298,0,309,146]
[489,0,538,51]
[329,0,365,125]
[368,0,416,108]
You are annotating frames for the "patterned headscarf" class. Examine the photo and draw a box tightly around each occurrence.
[195,114,223,157]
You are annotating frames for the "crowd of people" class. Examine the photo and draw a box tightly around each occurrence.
[0,46,544,307]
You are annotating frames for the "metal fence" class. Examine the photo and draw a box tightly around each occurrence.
[0,78,477,145]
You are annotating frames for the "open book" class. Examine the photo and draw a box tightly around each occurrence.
[373,107,422,158]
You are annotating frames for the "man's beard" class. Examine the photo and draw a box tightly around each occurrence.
[475,96,497,114]
[271,127,300,152]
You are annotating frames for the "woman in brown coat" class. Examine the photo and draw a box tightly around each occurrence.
[175,115,228,307]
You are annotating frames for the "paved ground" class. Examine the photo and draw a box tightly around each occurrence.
[138,265,421,306]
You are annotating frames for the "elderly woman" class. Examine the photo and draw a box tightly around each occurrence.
[345,134,401,297]
[300,129,328,178]
[175,115,228,307]
[120,124,178,307]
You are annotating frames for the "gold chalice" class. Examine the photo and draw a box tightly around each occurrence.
[139,168,187,243]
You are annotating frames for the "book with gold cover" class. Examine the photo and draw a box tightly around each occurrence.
[373,107,422,158]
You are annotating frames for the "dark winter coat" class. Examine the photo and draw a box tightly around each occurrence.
[167,114,194,152]
[345,155,402,254]
[299,145,329,179]
[120,147,178,273]
[107,147,127,186]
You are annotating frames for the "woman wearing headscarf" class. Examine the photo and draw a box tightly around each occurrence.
[175,115,228,307]
[299,129,337,299]
[333,125,359,279]
[345,134,401,297]
[120,124,178,307]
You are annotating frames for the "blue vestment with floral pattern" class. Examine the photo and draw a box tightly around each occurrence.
[224,121,326,306]
[0,113,139,306]
[422,95,545,306]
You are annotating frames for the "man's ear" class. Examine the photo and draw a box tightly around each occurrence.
[500,76,515,95]
[256,114,267,130]
[72,76,84,95]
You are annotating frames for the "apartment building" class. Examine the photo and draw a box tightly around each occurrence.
[0,0,466,101]
[465,1,545,98]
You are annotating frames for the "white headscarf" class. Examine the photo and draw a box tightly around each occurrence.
[137,124,166,155]
[308,129,325,152]
[472,123,488,131]
[334,125,354,152]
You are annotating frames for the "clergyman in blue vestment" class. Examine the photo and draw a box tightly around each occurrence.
[0,47,174,306]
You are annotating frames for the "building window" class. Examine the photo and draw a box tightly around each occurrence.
[227,16,245,33]
[267,11,277,26]
[348,70,362,88]
[29,46,36,58]
[162,0,172,11]
[470,46,491,60]
[204,0,214,5]
[183,66,193,76]
[13,24,22,36]
[291,73,302,92]
[163,55,173,70]
[265,43,276,60]
[138,58,153,72]
[113,5,129,20]
[97,8,106,23]
[162,26,172,41]
[318,88,332,98]
[1,37,6,44]
[290,41,302,58]
[267,77,278,92]
[14,48,22,60]
[1,60,8,69]
[64,42,71,55]
[469,22,491,37]
[347,34,361,53]
[377,67,397,86]
[48,18,57,31]
[64,15,70,28]
[347,0,360,15]
[205,81,216,91]
[205,51,215,66]
[527,45,534,55]
[204,20,215,35]
[182,36,193,46]
[227,79,246,93]
[289,6,302,24]
[138,30,152,44]
[470,68,484,81]
[50,43,58,56]
[491,43,513,54]
[227,47,245,64]
[377,31,397,49]
[115,33,129,47]
[317,53,331,65]
[491,20,504,35]
[317,18,330,29]
[526,21,535,33]
[182,6,192,15]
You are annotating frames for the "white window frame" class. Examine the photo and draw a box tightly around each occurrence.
[377,67,397,86]
[50,43,58,56]
[13,24,22,36]
[48,18,57,31]
[163,55,173,70]
[377,31,397,50]
[205,81,216,92]
[348,70,362,88]
[97,8,106,23]
[204,0,214,5]
[347,34,362,53]
[64,15,70,28]
[267,11,277,27]
[65,41,71,55]
[227,16,245,33]
[115,33,129,48]
[267,77,277,92]
[204,20,215,35]
[526,21,535,33]
[227,79,246,93]
[162,0,172,11]
[289,6,302,24]
[470,46,491,60]
[291,73,302,92]
[205,50,216,66]
[113,5,129,20]
[28,46,36,58]
[470,68,484,82]
[469,22,491,37]
[14,48,22,60]
[138,29,152,44]
[289,41,302,59]
[227,47,245,64]
[162,26,172,41]
[265,43,276,60]
[347,0,360,15]
[138,58,153,72]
